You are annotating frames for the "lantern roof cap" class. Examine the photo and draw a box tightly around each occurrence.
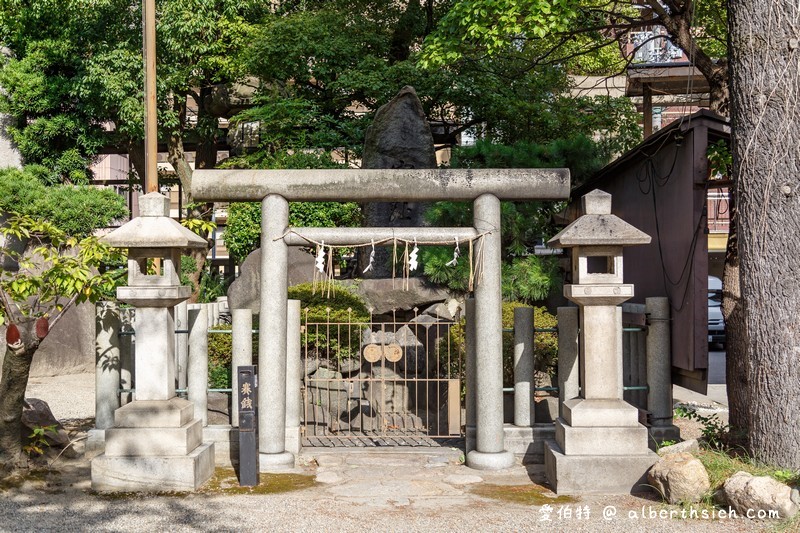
[548,189,651,248]
[100,193,207,249]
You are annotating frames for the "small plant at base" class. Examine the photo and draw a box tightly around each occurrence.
[22,425,57,457]
[675,407,730,449]
[657,439,677,449]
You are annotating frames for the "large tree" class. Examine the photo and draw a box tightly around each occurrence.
[728,0,800,468]
[0,0,266,297]
[422,0,729,113]
[0,214,124,472]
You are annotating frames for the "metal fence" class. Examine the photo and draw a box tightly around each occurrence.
[301,309,462,446]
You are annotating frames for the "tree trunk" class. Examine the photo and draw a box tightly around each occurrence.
[722,204,748,446]
[195,86,219,171]
[729,0,800,468]
[0,320,46,473]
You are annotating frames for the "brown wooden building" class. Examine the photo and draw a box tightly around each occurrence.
[565,110,730,393]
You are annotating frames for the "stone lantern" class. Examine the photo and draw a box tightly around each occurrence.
[544,189,658,494]
[91,192,215,491]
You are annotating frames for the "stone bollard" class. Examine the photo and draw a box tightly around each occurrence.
[119,307,135,406]
[95,302,122,430]
[175,301,189,391]
[231,308,253,427]
[465,298,477,454]
[513,306,534,427]
[646,297,679,441]
[557,307,579,419]
[285,300,301,455]
[188,305,209,426]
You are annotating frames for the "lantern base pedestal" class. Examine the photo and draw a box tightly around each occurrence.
[91,399,215,492]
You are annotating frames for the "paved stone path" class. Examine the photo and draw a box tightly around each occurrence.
[2,374,771,532]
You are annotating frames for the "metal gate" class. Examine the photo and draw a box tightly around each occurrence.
[302,310,463,447]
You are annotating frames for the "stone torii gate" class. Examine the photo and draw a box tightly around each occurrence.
[193,168,569,471]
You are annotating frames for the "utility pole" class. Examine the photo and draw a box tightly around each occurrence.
[143,0,158,193]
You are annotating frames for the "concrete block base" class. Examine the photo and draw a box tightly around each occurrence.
[544,440,657,495]
[91,442,215,492]
[285,426,301,455]
[465,425,476,455]
[648,424,681,448]
[503,424,556,464]
[85,429,106,456]
[466,449,515,471]
[259,451,295,472]
[204,425,238,467]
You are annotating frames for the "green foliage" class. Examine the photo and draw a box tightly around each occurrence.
[22,424,57,457]
[443,303,558,392]
[291,282,370,362]
[225,200,362,264]
[207,324,243,390]
[696,448,800,494]
[707,139,732,179]
[198,269,230,304]
[420,0,580,66]
[0,0,266,181]
[179,255,199,292]
[502,256,561,302]
[34,185,127,239]
[0,167,127,238]
[0,212,125,326]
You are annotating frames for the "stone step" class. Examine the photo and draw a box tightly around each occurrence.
[555,421,649,456]
[105,419,203,457]
[114,397,194,428]
[92,442,215,492]
[561,398,639,427]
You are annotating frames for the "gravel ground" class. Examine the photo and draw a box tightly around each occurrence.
[1,373,779,533]
[25,373,95,421]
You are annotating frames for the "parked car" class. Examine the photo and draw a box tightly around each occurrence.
[708,276,726,348]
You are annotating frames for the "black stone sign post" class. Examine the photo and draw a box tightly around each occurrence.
[237,365,259,486]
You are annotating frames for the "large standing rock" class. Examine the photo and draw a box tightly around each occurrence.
[721,471,799,519]
[648,452,711,504]
[0,302,95,378]
[359,86,437,277]
[227,247,316,311]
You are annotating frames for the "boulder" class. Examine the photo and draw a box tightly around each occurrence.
[648,452,711,504]
[359,86,437,277]
[22,398,78,457]
[657,439,701,456]
[346,277,451,315]
[721,471,799,519]
[227,247,316,311]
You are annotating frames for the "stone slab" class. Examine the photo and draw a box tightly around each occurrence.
[555,420,649,456]
[562,398,640,427]
[105,420,202,457]
[544,440,658,495]
[91,442,215,492]
[503,424,555,464]
[114,398,195,428]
